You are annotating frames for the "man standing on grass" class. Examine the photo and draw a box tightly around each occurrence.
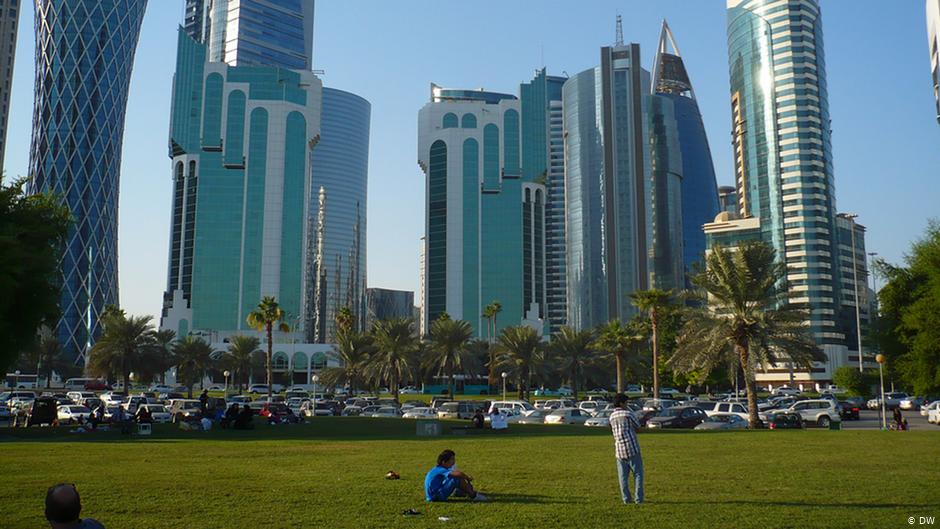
[610,393,643,504]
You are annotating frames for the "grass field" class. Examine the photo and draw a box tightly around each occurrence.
[1,419,936,529]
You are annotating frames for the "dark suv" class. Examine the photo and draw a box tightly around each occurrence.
[646,406,707,429]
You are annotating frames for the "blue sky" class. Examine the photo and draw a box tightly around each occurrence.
[5,1,938,319]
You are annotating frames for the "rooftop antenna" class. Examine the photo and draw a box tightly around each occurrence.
[615,14,624,46]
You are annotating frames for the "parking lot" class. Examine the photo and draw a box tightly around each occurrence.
[842,409,932,430]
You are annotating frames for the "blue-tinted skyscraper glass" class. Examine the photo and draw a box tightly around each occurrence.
[27,0,148,364]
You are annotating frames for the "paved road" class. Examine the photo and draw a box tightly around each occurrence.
[841,409,936,430]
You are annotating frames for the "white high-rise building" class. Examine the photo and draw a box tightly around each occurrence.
[928,0,940,123]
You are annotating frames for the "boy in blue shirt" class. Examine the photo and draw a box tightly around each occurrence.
[424,449,488,502]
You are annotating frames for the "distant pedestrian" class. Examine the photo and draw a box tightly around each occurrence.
[472,409,484,429]
[199,390,209,414]
[44,483,105,528]
[892,407,904,430]
[610,393,644,504]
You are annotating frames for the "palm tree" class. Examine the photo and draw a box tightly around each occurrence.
[551,326,595,400]
[87,311,157,392]
[368,318,419,402]
[173,336,215,398]
[224,335,262,391]
[152,329,177,384]
[335,306,356,337]
[671,242,823,428]
[631,289,674,399]
[246,296,290,400]
[426,315,476,397]
[592,319,644,393]
[494,325,542,401]
[320,330,373,394]
[482,301,502,391]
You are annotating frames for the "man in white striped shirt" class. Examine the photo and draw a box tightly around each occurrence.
[610,393,644,504]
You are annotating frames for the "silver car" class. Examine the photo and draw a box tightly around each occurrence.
[694,413,748,430]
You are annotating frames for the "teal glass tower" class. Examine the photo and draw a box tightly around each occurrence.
[418,85,547,336]
[27,0,148,364]
[717,0,851,383]
[521,69,567,331]
[160,30,322,338]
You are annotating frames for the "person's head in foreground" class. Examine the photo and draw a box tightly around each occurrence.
[45,483,104,528]
[437,449,456,469]
[614,393,629,409]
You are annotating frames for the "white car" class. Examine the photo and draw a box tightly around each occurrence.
[66,391,96,404]
[658,387,680,397]
[585,409,613,427]
[704,402,749,420]
[820,385,846,395]
[577,401,606,416]
[694,413,749,430]
[516,409,549,424]
[57,405,92,424]
[483,408,522,424]
[402,407,435,419]
[923,401,940,423]
[205,385,226,392]
[780,399,841,428]
[868,392,909,410]
[772,386,801,396]
[544,408,590,425]
[100,392,126,406]
[370,406,403,418]
[399,386,421,394]
[489,400,537,417]
[140,404,172,423]
[150,384,175,394]
[248,384,269,394]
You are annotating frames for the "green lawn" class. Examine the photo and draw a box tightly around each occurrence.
[1,419,936,529]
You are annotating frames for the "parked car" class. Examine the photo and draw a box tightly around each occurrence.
[122,396,147,413]
[6,391,36,407]
[838,400,861,420]
[150,384,175,394]
[694,401,720,413]
[647,406,707,429]
[658,387,680,397]
[66,391,96,405]
[26,397,59,427]
[205,385,226,392]
[820,385,847,395]
[168,399,203,423]
[541,399,575,410]
[340,406,363,417]
[867,392,909,410]
[57,405,92,425]
[544,408,590,425]
[778,399,841,428]
[402,407,435,419]
[577,401,606,416]
[516,409,549,425]
[140,404,172,423]
[703,401,749,420]
[399,386,421,394]
[0,404,11,421]
[489,400,537,417]
[585,409,614,427]
[100,392,126,406]
[921,400,940,420]
[300,401,333,417]
[533,387,573,397]
[641,398,677,412]
[624,384,643,394]
[694,413,749,431]
[765,411,804,429]
[929,404,940,425]
[260,403,296,421]
[370,406,403,418]
[771,386,801,397]
[226,395,252,405]
[437,401,476,420]
[248,384,284,394]
[899,396,925,411]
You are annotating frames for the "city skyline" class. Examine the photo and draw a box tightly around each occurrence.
[3,1,938,321]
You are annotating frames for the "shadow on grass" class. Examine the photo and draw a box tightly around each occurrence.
[475,492,578,505]
[656,500,935,509]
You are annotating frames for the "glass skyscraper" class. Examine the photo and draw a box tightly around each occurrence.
[0,0,20,176]
[418,86,547,336]
[718,0,852,383]
[365,288,415,329]
[309,87,371,343]
[521,69,567,332]
[27,0,148,364]
[204,0,316,70]
[651,22,720,289]
[160,29,322,339]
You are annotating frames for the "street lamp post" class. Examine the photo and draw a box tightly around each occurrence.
[223,370,230,395]
[311,374,319,418]
[876,354,887,430]
[501,372,507,401]
[13,369,20,389]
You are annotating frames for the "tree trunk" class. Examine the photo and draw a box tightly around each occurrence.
[392,374,400,403]
[447,356,455,398]
[737,341,760,428]
[651,309,660,399]
[266,323,274,400]
[615,352,624,393]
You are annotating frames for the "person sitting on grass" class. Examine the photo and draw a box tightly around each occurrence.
[44,483,104,529]
[424,449,487,502]
[221,403,239,429]
[233,404,254,430]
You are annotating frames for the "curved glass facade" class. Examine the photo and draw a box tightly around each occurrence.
[27,0,148,364]
[310,87,371,342]
[563,68,607,330]
[727,0,841,348]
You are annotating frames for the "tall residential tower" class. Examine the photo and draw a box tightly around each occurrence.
[27,0,148,364]
[928,0,940,123]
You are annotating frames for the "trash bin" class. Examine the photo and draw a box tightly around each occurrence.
[416,419,441,437]
[829,420,842,431]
